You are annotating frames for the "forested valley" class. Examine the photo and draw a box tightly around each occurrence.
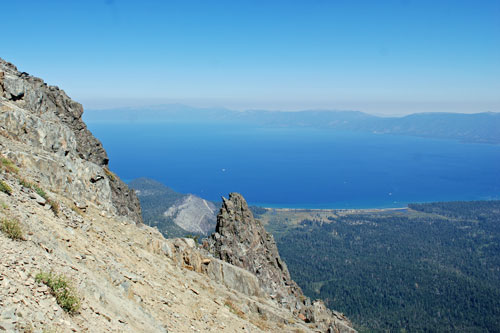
[258,201,500,332]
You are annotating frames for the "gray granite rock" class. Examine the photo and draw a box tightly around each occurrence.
[205,258,261,297]
[204,192,355,332]
[0,58,142,223]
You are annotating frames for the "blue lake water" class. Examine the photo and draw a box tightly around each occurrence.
[86,121,500,208]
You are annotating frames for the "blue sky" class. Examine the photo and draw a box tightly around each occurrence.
[2,0,499,115]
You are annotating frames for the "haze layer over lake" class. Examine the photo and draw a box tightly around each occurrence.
[86,116,500,208]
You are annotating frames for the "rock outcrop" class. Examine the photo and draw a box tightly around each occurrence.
[204,193,355,332]
[0,58,142,223]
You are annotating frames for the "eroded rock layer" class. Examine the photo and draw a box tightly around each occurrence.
[0,58,142,223]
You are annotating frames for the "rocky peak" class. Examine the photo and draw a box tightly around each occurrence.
[0,59,107,165]
[205,193,355,332]
[0,58,142,223]
[210,193,302,300]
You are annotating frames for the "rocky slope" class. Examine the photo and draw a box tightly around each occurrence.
[0,174,318,332]
[0,58,355,332]
[0,59,141,223]
[204,193,354,332]
[130,178,217,237]
[163,194,217,235]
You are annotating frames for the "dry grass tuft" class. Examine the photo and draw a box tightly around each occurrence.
[0,154,19,174]
[0,218,24,240]
[224,299,246,319]
[103,168,116,181]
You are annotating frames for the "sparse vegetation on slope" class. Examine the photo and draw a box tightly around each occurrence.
[0,154,19,174]
[0,179,12,195]
[70,204,85,216]
[0,154,60,216]
[224,299,246,319]
[18,179,60,216]
[103,167,117,181]
[0,218,24,240]
[35,272,81,314]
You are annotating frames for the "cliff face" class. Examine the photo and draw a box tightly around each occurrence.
[0,58,142,223]
[204,193,355,332]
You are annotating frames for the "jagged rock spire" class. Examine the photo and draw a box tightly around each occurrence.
[210,193,303,302]
[205,193,355,332]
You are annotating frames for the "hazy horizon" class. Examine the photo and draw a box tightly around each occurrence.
[3,1,499,116]
[83,99,500,117]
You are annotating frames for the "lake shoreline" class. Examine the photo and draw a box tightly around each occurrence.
[260,206,408,213]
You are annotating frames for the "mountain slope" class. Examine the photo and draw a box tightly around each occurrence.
[85,105,500,144]
[0,58,354,332]
[129,177,217,237]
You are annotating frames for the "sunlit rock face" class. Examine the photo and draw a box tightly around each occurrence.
[0,58,142,223]
[205,192,355,332]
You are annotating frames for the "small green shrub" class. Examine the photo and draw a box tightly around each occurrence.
[19,178,32,188]
[18,179,59,215]
[0,155,19,174]
[185,234,200,243]
[0,218,23,240]
[18,179,46,198]
[34,185,47,199]
[35,272,80,314]
[0,180,12,195]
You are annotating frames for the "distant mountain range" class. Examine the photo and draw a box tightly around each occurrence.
[84,105,500,144]
[129,178,217,238]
